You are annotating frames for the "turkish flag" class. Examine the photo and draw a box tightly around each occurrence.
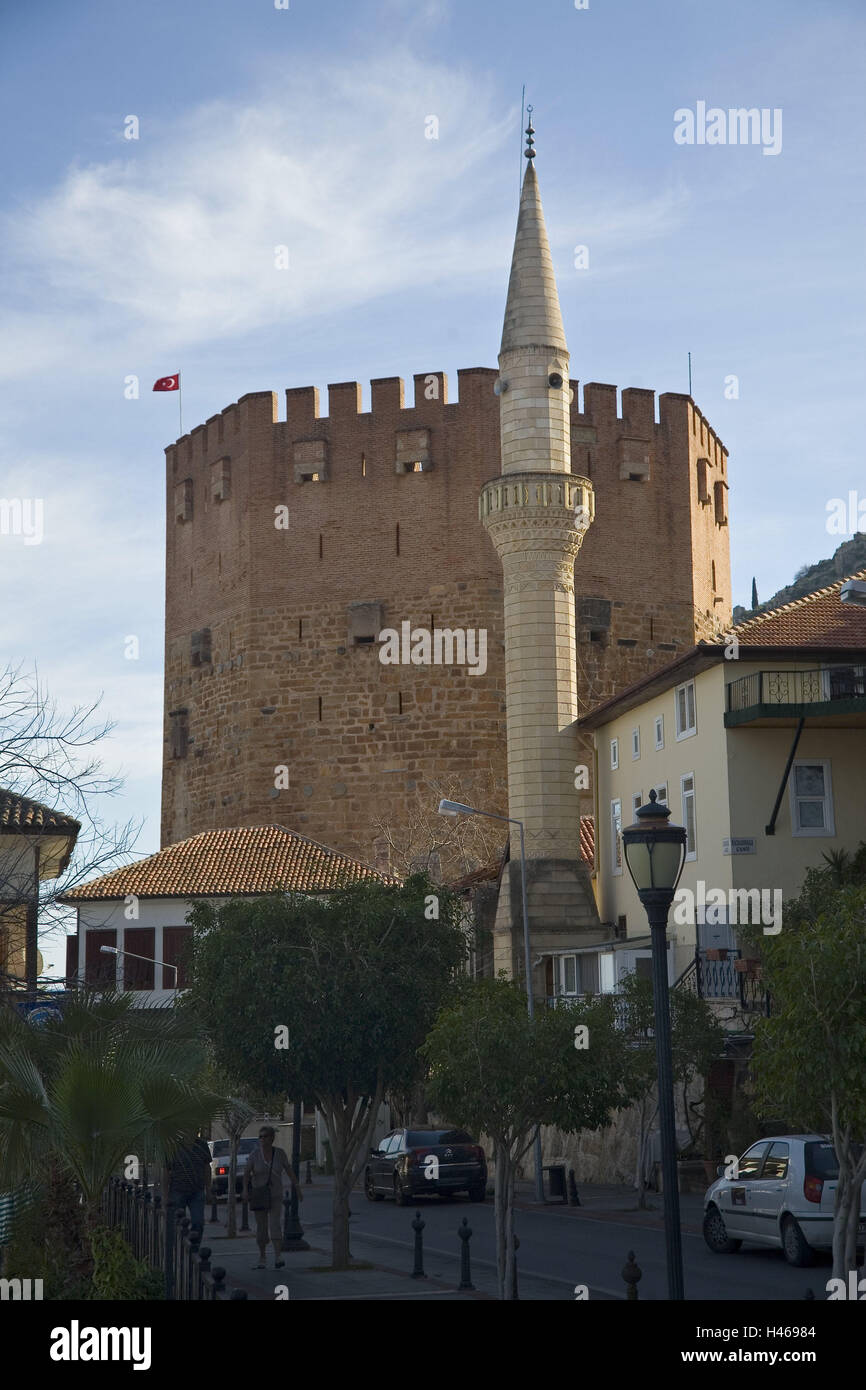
[153,374,179,392]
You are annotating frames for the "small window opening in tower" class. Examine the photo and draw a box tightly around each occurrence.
[298,618,303,640]
[398,691,403,715]
[318,534,323,559]
[628,472,643,482]
[712,560,717,592]
[589,629,606,644]
[299,471,320,483]
[317,696,322,722]
[354,635,374,646]
[410,461,423,473]
[649,616,654,642]
[361,453,366,477]
[396,523,400,556]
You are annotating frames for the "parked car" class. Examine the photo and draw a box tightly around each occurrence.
[365,1128,487,1204]
[703,1134,866,1265]
[209,1137,259,1198]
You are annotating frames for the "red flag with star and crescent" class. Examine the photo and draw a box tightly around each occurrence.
[153,374,179,392]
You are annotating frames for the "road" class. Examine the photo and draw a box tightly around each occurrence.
[345,1186,828,1301]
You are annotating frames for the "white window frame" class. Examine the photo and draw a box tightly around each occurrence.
[559,954,578,997]
[789,758,835,837]
[610,737,619,770]
[650,782,668,807]
[610,798,623,876]
[681,772,697,861]
[675,680,697,740]
[631,726,640,760]
[632,791,643,819]
[654,714,664,750]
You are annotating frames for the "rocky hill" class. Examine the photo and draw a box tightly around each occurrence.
[733,534,866,626]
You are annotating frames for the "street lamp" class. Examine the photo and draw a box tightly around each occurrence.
[438,798,545,1204]
[99,944,179,990]
[621,789,687,1301]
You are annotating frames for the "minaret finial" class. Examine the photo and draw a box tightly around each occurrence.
[524,104,535,160]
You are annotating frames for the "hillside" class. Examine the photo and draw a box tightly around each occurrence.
[733,534,866,626]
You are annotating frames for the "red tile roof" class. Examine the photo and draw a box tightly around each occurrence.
[61,825,393,902]
[579,815,595,865]
[732,569,866,648]
[0,789,81,838]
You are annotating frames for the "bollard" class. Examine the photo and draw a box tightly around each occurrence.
[458,1216,474,1291]
[210,1194,219,1224]
[511,1233,520,1300]
[567,1169,581,1207]
[240,1195,250,1232]
[411,1211,427,1279]
[305,1158,313,1185]
[622,1250,642,1301]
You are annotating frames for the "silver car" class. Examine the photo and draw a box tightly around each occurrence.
[703,1134,866,1265]
[208,1137,259,1198]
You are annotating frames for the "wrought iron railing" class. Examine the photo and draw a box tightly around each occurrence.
[102,1177,244,1300]
[726,666,866,713]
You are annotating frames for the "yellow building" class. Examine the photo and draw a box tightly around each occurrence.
[571,571,866,1021]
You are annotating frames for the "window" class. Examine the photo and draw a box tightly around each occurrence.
[632,792,643,818]
[696,458,710,504]
[631,727,640,760]
[737,1142,770,1179]
[561,956,577,995]
[714,479,728,526]
[610,738,619,770]
[85,930,116,987]
[654,715,664,750]
[651,782,668,807]
[681,773,697,860]
[611,799,623,875]
[162,926,193,990]
[790,760,835,836]
[675,680,696,739]
[762,1141,789,1181]
[123,927,155,991]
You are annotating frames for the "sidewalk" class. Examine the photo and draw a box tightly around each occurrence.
[196,1175,698,1300]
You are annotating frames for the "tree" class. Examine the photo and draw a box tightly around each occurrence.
[751,577,759,611]
[0,990,220,1222]
[183,876,467,1269]
[741,856,866,1279]
[0,662,140,992]
[370,770,507,883]
[422,977,637,1299]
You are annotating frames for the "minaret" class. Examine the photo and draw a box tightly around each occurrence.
[480,112,600,979]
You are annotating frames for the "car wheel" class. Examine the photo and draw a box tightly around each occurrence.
[469,1182,487,1203]
[781,1215,814,1267]
[364,1170,382,1202]
[702,1205,742,1254]
[394,1174,409,1207]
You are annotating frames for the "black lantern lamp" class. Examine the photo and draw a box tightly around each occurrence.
[621,787,688,1301]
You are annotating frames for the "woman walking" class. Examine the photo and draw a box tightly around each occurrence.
[244,1125,303,1269]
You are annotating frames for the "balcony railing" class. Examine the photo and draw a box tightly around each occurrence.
[726,666,866,717]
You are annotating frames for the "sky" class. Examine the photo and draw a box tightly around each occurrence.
[0,0,864,968]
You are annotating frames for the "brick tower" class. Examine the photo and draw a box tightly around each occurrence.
[480,123,602,978]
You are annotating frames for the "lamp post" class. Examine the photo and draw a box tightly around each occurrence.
[438,799,545,1204]
[621,789,687,1301]
[99,944,179,991]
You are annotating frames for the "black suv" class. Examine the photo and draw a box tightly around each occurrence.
[365,1128,487,1204]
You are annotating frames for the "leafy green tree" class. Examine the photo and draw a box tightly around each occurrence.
[422,977,637,1299]
[0,990,219,1222]
[741,854,866,1278]
[183,877,467,1269]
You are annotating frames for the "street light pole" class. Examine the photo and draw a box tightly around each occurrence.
[621,790,687,1302]
[99,944,179,990]
[438,800,545,1204]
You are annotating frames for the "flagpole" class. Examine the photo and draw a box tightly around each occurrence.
[178,372,183,436]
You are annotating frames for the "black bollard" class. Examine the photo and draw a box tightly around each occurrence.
[282,1186,310,1252]
[305,1159,313,1185]
[411,1210,427,1279]
[458,1216,474,1291]
[210,1193,219,1224]
[240,1194,250,1232]
[622,1249,642,1301]
[567,1169,581,1207]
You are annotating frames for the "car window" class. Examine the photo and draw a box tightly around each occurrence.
[388,1133,405,1154]
[239,1138,259,1154]
[737,1142,770,1178]
[762,1142,789,1180]
[407,1130,473,1146]
[805,1141,840,1179]
[211,1141,229,1158]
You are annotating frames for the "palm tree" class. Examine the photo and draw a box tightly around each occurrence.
[0,990,221,1222]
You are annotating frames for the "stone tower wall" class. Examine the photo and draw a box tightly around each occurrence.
[162,371,732,868]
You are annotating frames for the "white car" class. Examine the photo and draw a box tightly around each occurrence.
[703,1134,866,1266]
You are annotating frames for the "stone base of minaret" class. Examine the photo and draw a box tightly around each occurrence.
[491,855,607,986]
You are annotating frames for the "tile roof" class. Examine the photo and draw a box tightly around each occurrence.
[0,789,81,837]
[579,815,595,865]
[732,568,866,648]
[62,824,393,902]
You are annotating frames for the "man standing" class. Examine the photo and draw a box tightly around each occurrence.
[167,1133,213,1233]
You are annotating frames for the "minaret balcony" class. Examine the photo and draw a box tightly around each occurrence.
[479,471,594,526]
